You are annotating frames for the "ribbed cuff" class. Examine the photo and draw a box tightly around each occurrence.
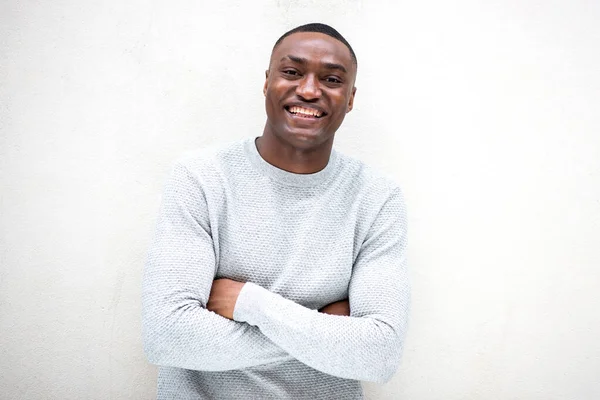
[233,282,275,326]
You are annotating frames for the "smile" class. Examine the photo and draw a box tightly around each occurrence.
[285,105,326,118]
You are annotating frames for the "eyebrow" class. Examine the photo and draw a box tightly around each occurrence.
[282,55,347,74]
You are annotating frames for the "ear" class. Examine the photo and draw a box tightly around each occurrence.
[346,87,357,113]
[263,70,269,96]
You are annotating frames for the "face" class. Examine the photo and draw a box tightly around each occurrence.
[263,32,357,151]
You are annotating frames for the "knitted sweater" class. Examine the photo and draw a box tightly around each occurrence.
[142,137,410,399]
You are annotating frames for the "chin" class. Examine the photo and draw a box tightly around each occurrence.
[283,128,332,148]
[284,135,325,151]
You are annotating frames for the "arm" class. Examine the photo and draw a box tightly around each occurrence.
[141,162,294,371]
[319,299,350,316]
[232,189,410,383]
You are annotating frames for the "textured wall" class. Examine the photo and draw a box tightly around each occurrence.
[1,0,599,399]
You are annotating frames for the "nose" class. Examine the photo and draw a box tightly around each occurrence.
[295,74,321,100]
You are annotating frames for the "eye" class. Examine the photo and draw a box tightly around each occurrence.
[325,76,342,84]
[282,69,299,76]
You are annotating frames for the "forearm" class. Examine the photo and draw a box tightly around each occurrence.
[142,289,293,371]
[233,282,409,383]
[143,280,349,371]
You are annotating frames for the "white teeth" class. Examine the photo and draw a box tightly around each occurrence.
[289,106,322,117]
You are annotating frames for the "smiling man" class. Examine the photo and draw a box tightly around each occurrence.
[142,23,410,399]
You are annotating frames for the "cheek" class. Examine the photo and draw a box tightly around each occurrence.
[265,91,279,111]
[266,87,284,107]
[329,90,349,105]
[268,80,290,96]
[331,97,350,116]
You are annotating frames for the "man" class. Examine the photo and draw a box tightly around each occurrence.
[142,23,409,399]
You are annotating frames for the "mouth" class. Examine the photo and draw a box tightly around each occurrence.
[284,105,327,119]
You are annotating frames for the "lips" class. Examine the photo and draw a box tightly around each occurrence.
[284,104,327,119]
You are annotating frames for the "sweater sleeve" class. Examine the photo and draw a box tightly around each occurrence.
[142,162,294,371]
[233,188,410,383]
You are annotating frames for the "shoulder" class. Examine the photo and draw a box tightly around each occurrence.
[162,139,249,196]
[334,149,404,201]
[174,138,246,175]
[334,150,407,231]
[166,139,248,183]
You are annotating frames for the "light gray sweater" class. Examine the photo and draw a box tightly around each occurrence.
[142,137,410,399]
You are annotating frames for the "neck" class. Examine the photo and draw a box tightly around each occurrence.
[256,128,334,174]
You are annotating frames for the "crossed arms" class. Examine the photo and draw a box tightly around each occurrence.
[141,163,410,383]
[206,278,350,320]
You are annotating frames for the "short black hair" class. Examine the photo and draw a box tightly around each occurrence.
[273,23,357,66]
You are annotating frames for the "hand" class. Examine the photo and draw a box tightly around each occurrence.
[207,278,246,320]
[319,299,350,316]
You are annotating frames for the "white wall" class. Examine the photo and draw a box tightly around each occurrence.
[1,0,599,399]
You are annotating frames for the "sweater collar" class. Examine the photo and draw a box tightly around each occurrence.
[244,137,338,188]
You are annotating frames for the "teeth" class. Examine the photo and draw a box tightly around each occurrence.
[289,106,322,117]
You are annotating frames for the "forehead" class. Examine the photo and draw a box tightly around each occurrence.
[271,32,354,70]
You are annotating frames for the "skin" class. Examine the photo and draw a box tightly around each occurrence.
[207,32,357,319]
[207,279,350,319]
[257,31,357,174]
